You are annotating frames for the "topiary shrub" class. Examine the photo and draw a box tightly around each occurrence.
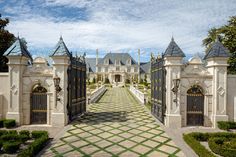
[2,141,21,154]
[209,137,236,157]
[218,121,236,130]
[0,119,4,128]
[19,130,30,138]
[0,130,8,137]
[18,133,49,157]
[31,131,48,139]
[3,119,16,128]
[0,134,20,141]
[19,134,30,143]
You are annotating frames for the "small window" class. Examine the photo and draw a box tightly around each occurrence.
[116,67,120,71]
[98,67,101,72]
[105,67,108,72]
[127,67,131,72]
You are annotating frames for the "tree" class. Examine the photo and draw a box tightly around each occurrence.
[0,14,15,72]
[203,16,236,74]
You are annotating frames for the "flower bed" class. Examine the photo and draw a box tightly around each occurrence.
[183,132,236,157]
[0,130,49,156]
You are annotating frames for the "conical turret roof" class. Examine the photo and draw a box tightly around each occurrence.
[50,36,71,57]
[164,37,185,57]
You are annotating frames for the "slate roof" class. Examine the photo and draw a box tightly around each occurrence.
[50,36,71,57]
[164,38,185,57]
[86,58,102,72]
[98,53,137,65]
[204,40,230,59]
[140,62,150,74]
[3,38,32,60]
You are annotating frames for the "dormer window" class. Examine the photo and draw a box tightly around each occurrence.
[126,58,131,65]
[104,59,109,65]
[115,59,120,65]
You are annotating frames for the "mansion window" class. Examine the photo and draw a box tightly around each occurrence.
[98,67,101,72]
[116,67,120,71]
[127,67,131,72]
[105,67,108,72]
[134,67,138,72]
[115,60,120,65]
[126,59,131,65]
[104,59,109,65]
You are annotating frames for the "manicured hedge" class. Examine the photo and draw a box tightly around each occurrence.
[209,137,236,157]
[218,121,236,130]
[18,131,49,157]
[0,119,4,128]
[183,133,215,157]
[184,132,236,157]
[2,141,21,154]
[3,119,16,128]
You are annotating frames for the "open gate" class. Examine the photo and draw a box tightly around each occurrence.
[151,55,166,123]
[67,56,86,121]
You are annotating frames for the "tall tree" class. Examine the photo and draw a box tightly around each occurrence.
[203,16,236,74]
[0,14,15,72]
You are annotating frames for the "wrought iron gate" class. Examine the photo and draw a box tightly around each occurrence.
[31,84,47,124]
[67,56,86,121]
[187,85,204,126]
[151,55,166,123]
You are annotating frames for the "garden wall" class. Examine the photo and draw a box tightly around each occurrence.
[0,73,9,119]
[227,75,236,121]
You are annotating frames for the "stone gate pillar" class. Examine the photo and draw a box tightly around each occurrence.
[164,38,185,128]
[204,39,230,128]
[50,36,71,127]
[3,38,32,125]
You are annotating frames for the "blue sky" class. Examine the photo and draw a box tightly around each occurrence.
[1,0,236,62]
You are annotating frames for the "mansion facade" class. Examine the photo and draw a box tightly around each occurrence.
[86,51,150,85]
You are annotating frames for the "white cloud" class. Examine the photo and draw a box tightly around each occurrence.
[4,0,236,61]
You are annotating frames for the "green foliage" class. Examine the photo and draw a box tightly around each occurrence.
[92,77,96,83]
[203,16,236,74]
[2,141,21,154]
[19,130,30,138]
[104,77,110,84]
[209,137,236,157]
[0,14,15,72]
[18,133,49,157]
[0,134,20,141]
[218,121,236,130]
[125,78,130,84]
[0,130,8,136]
[183,133,215,157]
[0,119,4,128]
[184,132,236,157]
[31,131,48,139]
[3,119,16,128]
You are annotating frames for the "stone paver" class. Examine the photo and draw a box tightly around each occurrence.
[42,88,184,156]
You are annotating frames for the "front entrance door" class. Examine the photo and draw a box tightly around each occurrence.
[187,85,204,126]
[31,84,47,124]
[115,75,121,82]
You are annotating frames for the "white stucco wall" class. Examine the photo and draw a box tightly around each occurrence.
[0,73,9,119]
[227,75,236,121]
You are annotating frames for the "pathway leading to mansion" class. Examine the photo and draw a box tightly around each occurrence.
[42,88,185,157]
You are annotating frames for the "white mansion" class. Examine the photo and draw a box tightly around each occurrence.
[86,50,150,85]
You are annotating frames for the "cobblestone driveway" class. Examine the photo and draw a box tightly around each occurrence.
[43,88,184,157]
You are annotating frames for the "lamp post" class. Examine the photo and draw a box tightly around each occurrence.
[171,78,180,103]
[53,75,62,101]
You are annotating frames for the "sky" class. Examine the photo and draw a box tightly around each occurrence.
[0,0,236,62]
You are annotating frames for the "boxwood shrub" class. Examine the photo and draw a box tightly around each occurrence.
[0,130,8,136]
[183,133,215,157]
[0,119,4,128]
[2,141,21,154]
[218,121,236,130]
[184,132,236,157]
[209,137,236,157]
[18,132,49,157]
[31,131,48,139]
[3,119,16,128]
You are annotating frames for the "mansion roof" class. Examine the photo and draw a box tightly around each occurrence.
[98,53,137,65]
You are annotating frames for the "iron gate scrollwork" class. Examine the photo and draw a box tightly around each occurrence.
[151,54,166,123]
[187,85,204,126]
[67,55,86,121]
[31,84,47,124]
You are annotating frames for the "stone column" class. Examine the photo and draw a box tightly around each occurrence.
[164,56,183,128]
[51,56,70,127]
[206,57,229,127]
[6,56,29,125]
